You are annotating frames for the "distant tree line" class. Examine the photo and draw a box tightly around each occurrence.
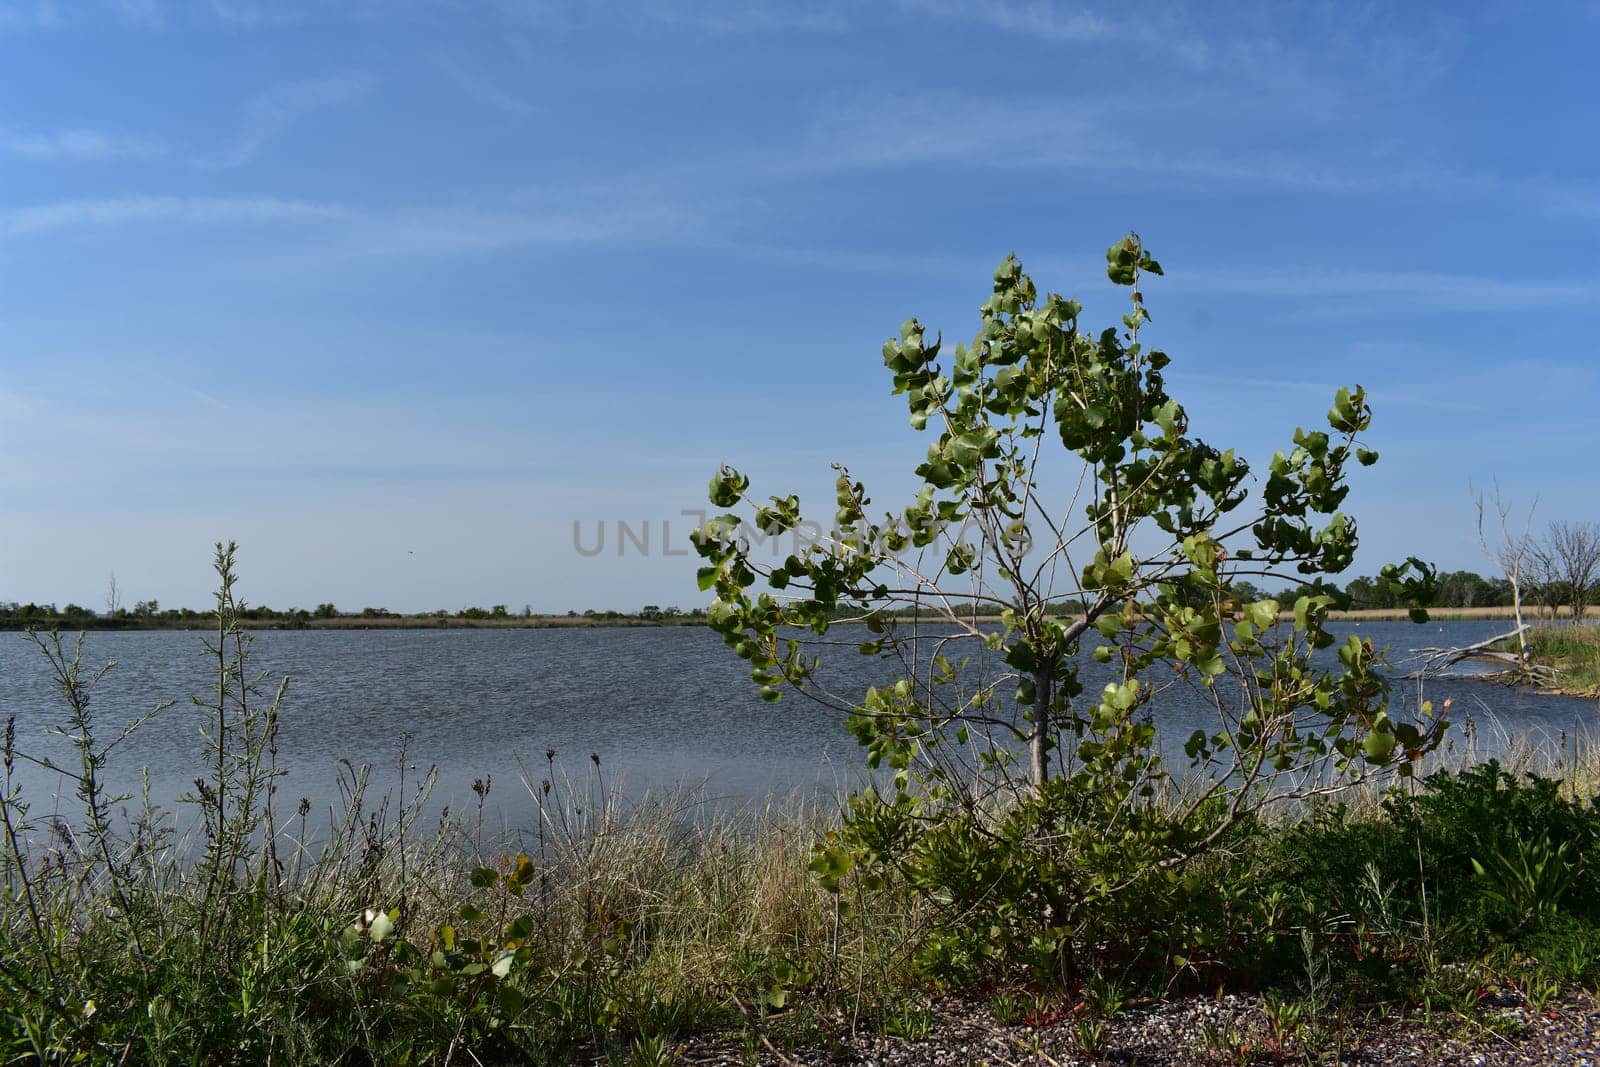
[1251,519,1600,620]
[6,519,1597,631]
[1245,571,1521,612]
[0,600,707,630]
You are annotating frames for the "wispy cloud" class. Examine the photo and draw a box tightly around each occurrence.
[895,0,1111,41]
[0,127,165,160]
[285,189,694,262]
[0,0,65,31]
[106,0,162,28]
[744,91,1109,178]
[205,0,305,27]
[201,71,376,168]
[487,0,848,35]
[433,56,542,116]
[689,85,1600,227]
[1169,265,1600,313]
[0,184,684,255]
[1513,177,1600,221]
[1166,373,1488,415]
[0,195,351,238]
[1,0,174,30]
[175,384,238,412]
[636,0,848,34]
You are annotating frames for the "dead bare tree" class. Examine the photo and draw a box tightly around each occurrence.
[1547,520,1600,623]
[1526,536,1562,622]
[1474,483,1535,666]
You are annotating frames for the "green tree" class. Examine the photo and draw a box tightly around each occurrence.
[1432,569,1506,609]
[1344,574,1400,609]
[693,235,1440,980]
[314,603,338,619]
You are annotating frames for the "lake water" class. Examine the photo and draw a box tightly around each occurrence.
[1,621,1595,832]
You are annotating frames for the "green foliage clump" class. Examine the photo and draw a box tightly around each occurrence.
[697,233,1441,989]
[1238,761,1600,1005]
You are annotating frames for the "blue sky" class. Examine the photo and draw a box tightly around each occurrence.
[1,0,1597,613]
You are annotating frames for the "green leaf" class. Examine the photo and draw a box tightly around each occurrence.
[1363,731,1396,763]
[708,466,749,507]
[1244,599,1279,630]
[1106,236,1141,285]
[365,908,395,943]
[808,843,854,891]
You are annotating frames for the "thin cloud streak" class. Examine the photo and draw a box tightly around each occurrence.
[1170,265,1600,312]
[0,127,165,160]
[106,0,162,28]
[0,185,686,255]
[200,71,376,168]
[283,195,696,263]
[757,241,1599,317]
[206,0,307,27]
[0,0,65,31]
[432,56,542,116]
[486,0,849,35]
[896,0,1112,41]
[1168,373,1488,416]
[0,195,352,237]
[591,87,1600,231]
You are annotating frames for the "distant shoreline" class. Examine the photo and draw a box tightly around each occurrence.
[1,604,1571,633]
[0,614,705,632]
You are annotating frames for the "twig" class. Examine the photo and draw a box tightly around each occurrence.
[730,993,807,1067]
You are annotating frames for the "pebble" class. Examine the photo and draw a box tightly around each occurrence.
[663,988,1600,1066]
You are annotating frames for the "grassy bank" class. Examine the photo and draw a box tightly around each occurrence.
[6,576,1600,1063]
[1329,605,1580,621]
[1525,624,1600,696]
[5,704,1600,1064]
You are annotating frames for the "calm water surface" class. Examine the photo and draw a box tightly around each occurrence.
[1,622,1595,830]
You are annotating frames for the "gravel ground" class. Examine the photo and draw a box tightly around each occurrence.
[668,989,1600,1066]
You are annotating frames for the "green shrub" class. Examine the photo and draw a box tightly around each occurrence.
[700,236,1439,994]
[1256,761,1600,998]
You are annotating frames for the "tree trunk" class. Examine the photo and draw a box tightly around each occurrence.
[1511,578,1529,665]
[1030,662,1053,787]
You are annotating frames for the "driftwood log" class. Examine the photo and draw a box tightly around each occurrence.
[1406,624,1559,685]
